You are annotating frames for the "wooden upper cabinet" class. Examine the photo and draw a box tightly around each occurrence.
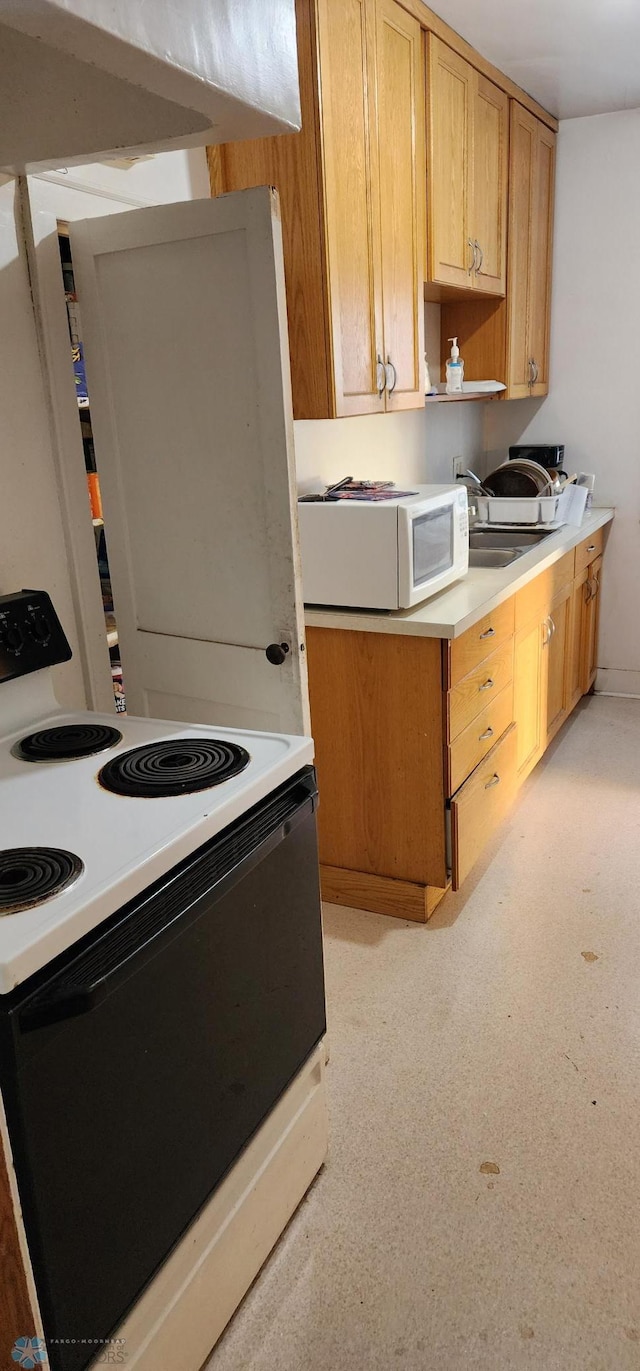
[376,0,425,409]
[427,35,508,297]
[505,104,536,394]
[440,98,556,398]
[317,0,384,416]
[507,103,556,397]
[427,38,473,289]
[528,120,556,394]
[207,0,425,420]
[472,73,509,295]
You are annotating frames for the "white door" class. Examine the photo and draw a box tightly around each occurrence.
[69,187,309,735]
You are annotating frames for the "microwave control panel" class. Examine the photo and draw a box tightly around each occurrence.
[456,489,470,538]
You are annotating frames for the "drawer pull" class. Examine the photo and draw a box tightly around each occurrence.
[479,726,494,741]
[479,626,495,640]
[586,543,596,552]
[479,678,494,692]
[485,773,500,789]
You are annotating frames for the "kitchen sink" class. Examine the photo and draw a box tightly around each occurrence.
[469,529,555,550]
[469,547,521,568]
[468,526,555,569]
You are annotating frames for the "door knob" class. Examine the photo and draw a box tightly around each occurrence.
[265,642,290,666]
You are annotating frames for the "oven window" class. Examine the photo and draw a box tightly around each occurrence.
[412,507,454,586]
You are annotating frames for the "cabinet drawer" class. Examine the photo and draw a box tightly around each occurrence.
[448,597,515,686]
[447,638,514,742]
[450,723,517,890]
[575,527,604,575]
[515,550,575,631]
[446,682,514,796]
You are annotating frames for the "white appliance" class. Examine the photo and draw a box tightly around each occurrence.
[0,689,314,993]
[298,484,469,611]
[0,591,327,1371]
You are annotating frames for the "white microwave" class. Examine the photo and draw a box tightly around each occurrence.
[298,484,469,611]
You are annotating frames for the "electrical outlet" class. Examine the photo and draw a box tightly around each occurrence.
[452,455,464,481]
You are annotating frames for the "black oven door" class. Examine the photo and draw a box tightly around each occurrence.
[0,767,325,1371]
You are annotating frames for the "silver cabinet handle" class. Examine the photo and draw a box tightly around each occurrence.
[586,544,596,553]
[532,359,539,385]
[468,238,476,274]
[485,773,500,789]
[479,626,495,640]
[479,726,494,741]
[385,357,397,394]
[528,358,535,388]
[479,677,494,691]
[548,614,556,641]
[376,353,386,398]
[542,616,551,646]
[475,240,483,274]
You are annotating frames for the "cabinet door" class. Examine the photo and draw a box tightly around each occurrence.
[306,627,448,889]
[471,73,508,296]
[70,188,310,734]
[506,102,537,398]
[581,555,603,693]
[376,0,425,409]
[427,35,474,289]
[529,121,556,396]
[545,583,571,744]
[566,570,588,713]
[317,0,385,417]
[514,615,545,782]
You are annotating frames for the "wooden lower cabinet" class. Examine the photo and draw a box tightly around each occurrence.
[447,637,514,741]
[306,529,607,919]
[305,627,449,922]
[566,568,588,712]
[446,682,513,795]
[545,580,572,745]
[581,554,603,692]
[450,723,517,889]
[514,612,545,782]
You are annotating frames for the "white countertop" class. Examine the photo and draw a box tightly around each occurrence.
[304,508,614,641]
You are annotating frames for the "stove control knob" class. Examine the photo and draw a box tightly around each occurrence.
[28,612,51,645]
[1,623,24,654]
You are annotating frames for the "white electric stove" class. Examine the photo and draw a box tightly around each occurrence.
[0,590,313,992]
[0,589,327,1371]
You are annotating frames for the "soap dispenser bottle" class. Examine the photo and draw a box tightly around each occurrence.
[445,337,464,394]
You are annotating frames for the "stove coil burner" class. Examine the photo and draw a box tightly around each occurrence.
[98,739,251,798]
[0,847,84,914]
[17,723,122,762]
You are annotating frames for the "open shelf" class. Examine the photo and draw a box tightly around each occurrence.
[425,391,501,404]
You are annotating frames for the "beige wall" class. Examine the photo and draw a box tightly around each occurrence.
[294,405,483,494]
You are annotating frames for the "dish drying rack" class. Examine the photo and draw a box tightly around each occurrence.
[473,486,588,530]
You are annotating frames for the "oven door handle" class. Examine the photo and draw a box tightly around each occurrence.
[18,776,318,1032]
[19,985,98,1029]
